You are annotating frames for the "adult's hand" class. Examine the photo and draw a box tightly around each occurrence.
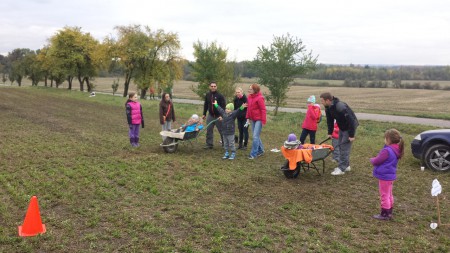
[202,115,206,120]
[349,137,355,142]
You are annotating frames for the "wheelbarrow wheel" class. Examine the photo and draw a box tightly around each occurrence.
[162,137,178,153]
[282,160,300,178]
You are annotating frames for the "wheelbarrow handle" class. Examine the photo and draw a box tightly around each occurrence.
[319,137,331,145]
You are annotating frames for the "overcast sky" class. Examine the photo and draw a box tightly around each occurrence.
[1,0,449,65]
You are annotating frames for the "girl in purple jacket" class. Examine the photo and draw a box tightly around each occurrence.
[125,92,144,147]
[370,129,404,220]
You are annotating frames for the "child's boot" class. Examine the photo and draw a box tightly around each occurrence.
[229,152,236,160]
[222,151,229,159]
[130,138,135,147]
[387,207,393,219]
[373,208,390,220]
[135,137,140,147]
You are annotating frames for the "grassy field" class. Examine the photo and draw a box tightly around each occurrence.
[0,86,449,252]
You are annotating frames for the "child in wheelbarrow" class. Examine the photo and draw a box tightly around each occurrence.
[213,100,245,160]
[176,114,204,132]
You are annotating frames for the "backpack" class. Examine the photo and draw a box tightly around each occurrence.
[314,105,322,123]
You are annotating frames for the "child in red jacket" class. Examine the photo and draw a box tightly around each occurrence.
[299,95,321,144]
[331,120,340,162]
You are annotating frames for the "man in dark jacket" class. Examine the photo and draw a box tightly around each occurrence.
[320,92,359,175]
[203,82,226,149]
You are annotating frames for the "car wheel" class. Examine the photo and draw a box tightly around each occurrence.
[424,144,450,172]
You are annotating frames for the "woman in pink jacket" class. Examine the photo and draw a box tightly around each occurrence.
[245,84,266,159]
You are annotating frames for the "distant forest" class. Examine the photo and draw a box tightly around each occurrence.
[179,61,450,90]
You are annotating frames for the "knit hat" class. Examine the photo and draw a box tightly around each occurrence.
[226,103,234,110]
[191,114,199,120]
[287,133,297,142]
[307,95,316,104]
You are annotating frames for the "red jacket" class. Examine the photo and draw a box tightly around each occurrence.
[332,121,339,139]
[246,92,266,125]
[301,104,319,130]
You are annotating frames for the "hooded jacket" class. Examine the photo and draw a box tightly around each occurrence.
[246,92,266,125]
[214,104,240,136]
[325,97,358,138]
[370,144,401,181]
[302,104,319,131]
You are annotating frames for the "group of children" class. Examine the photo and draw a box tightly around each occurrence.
[126,91,404,221]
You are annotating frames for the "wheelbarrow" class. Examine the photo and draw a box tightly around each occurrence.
[159,118,219,153]
[280,138,334,178]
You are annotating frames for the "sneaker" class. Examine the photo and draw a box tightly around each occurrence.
[257,151,264,157]
[222,152,229,159]
[345,166,351,172]
[248,155,255,160]
[331,167,345,175]
[229,152,236,160]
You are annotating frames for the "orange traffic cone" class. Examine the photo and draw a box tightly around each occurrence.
[18,196,46,237]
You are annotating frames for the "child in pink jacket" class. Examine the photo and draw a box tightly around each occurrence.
[299,95,321,144]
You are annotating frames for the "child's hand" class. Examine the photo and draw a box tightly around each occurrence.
[242,103,248,108]
[244,121,249,128]
[213,100,217,105]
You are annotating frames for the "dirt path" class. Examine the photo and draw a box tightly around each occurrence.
[172,98,450,128]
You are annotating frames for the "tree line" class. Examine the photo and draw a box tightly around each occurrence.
[1,24,448,115]
[0,26,317,115]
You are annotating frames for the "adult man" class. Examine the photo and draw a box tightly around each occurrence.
[320,92,359,175]
[203,82,226,149]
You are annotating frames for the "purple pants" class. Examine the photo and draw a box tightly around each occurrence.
[378,179,394,209]
[129,124,140,139]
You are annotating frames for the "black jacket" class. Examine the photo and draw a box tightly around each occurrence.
[325,97,358,138]
[233,94,248,120]
[203,91,226,118]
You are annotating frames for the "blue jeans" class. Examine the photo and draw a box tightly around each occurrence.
[250,120,264,157]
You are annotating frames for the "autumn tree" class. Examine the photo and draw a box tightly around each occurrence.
[253,34,317,115]
[47,26,102,91]
[7,48,32,86]
[110,25,182,97]
[190,41,238,101]
[23,50,45,86]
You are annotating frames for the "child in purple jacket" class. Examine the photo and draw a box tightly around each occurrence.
[370,129,404,220]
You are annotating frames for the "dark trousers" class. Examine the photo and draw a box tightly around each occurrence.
[300,128,316,144]
[237,118,249,146]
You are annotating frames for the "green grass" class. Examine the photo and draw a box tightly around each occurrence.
[0,86,449,252]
